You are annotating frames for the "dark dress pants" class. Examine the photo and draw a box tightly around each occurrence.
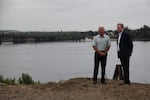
[93,52,107,83]
[120,57,130,83]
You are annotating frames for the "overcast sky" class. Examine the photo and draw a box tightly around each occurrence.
[0,0,150,31]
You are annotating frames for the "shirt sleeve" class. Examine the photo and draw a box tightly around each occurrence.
[92,37,96,46]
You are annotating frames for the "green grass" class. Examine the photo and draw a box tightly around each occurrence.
[0,75,15,85]
[0,73,40,85]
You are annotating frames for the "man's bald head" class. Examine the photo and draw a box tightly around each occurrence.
[98,27,105,36]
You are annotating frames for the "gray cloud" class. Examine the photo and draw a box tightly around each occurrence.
[0,0,150,31]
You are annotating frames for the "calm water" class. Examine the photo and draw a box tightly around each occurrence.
[0,41,150,83]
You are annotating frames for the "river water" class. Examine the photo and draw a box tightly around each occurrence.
[0,41,149,83]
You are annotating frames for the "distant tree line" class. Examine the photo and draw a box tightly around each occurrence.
[124,25,150,40]
[0,25,150,43]
[0,31,86,43]
[81,25,150,41]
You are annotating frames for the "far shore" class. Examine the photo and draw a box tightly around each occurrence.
[0,39,150,45]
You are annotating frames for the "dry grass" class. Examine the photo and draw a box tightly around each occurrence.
[0,78,150,100]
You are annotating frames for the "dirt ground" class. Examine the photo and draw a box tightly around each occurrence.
[0,78,150,100]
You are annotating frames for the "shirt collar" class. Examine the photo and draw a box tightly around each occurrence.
[99,34,105,38]
[119,30,123,35]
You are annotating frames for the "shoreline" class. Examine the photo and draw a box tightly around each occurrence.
[0,77,150,100]
[0,39,150,45]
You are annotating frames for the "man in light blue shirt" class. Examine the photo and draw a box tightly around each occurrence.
[92,27,111,84]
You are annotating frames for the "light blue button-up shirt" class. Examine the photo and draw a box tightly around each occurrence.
[92,34,111,51]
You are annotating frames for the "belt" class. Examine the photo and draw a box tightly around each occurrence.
[99,51,105,52]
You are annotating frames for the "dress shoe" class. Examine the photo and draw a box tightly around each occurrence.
[119,82,130,86]
[93,81,97,84]
[101,81,106,85]
[124,81,131,84]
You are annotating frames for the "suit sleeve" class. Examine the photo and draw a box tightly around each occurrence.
[126,33,133,54]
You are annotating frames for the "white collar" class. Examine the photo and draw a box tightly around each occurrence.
[99,34,105,38]
[119,30,123,35]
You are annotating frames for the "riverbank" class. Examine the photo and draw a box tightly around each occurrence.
[0,78,150,100]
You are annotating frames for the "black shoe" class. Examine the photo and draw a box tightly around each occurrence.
[119,82,130,86]
[119,83,124,86]
[93,81,97,84]
[101,82,106,85]
[124,82,131,84]
[101,80,106,85]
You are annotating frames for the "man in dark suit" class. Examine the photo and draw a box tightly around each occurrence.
[117,23,133,85]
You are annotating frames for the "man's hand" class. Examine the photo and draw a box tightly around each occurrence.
[92,46,108,56]
[98,51,106,56]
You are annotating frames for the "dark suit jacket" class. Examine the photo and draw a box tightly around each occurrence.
[117,31,133,58]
